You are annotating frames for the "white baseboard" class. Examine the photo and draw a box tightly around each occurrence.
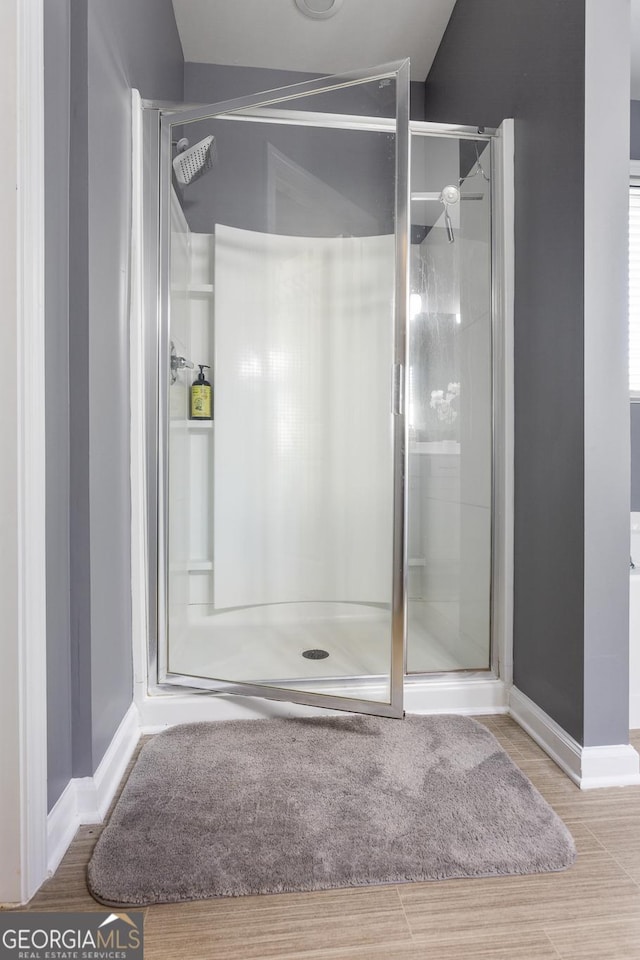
[580,744,640,789]
[508,687,583,784]
[90,703,141,820]
[46,703,140,875]
[509,686,640,789]
[46,779,86,880]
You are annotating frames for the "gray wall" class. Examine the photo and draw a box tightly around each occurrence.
[631,99,640,160]
[425,0,587,743]
[68,0,93,786]
[44,0,73,811]
[425,0,631,747]
[630,101,640,512]
[45,0,184,810]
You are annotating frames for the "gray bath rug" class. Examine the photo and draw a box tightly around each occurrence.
[87,715,576,906]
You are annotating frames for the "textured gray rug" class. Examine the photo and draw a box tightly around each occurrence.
[87,715,576,905]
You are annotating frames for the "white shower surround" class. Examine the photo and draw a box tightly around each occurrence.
[213,224,394,610]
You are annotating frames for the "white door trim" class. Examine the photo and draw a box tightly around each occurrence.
[0,0,48,906]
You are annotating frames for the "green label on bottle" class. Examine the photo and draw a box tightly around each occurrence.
[191,385,211,419]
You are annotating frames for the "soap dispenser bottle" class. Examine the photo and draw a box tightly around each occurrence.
[190,364,212,420]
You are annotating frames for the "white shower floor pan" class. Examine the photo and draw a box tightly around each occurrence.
[168,599,489,689]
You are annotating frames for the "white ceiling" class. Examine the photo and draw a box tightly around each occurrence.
[173,2,640,97]
[171,0,457,81]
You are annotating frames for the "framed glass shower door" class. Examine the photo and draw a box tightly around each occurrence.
[157,62,409,718]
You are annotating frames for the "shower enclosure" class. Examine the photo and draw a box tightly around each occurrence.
[141,61,509,719]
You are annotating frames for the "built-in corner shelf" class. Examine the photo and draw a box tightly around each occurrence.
[170,419,214,431]
[170,283,214,297]
[409,440,460,456]
[169,560,213,573]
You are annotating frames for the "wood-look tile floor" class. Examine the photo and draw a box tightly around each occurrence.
[15,717,640,959]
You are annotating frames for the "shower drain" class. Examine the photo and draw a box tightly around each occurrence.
[302,649,330,660]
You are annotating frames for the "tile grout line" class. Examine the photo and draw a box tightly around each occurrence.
[393,884,417,943]
[542,928,565,959]
[580,817,639,865]
[586,837,640,891]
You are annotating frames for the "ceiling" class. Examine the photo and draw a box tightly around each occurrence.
[173,1,640,97]
[171,0,457,81]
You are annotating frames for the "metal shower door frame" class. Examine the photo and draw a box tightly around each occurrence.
[155,61,411,719]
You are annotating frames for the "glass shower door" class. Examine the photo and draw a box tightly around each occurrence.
[406,132,493,673]
[158,63,409,718]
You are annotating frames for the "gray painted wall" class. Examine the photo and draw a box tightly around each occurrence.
[630,101,640,512]
[44,0,73,811]
[68,0,93,785]
[631,100,640,160]
[45,0,184,810]
[425,0,587,742]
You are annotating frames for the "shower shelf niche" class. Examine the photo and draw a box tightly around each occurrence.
[409,440,460,456]
[169,560,213,573]
[170,419,213,431]
[168,229,216,609]
[170,284,214,296]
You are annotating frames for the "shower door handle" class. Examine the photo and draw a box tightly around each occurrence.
[392,363,404,416]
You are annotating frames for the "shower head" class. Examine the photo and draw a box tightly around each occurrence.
[172,135,216,186]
